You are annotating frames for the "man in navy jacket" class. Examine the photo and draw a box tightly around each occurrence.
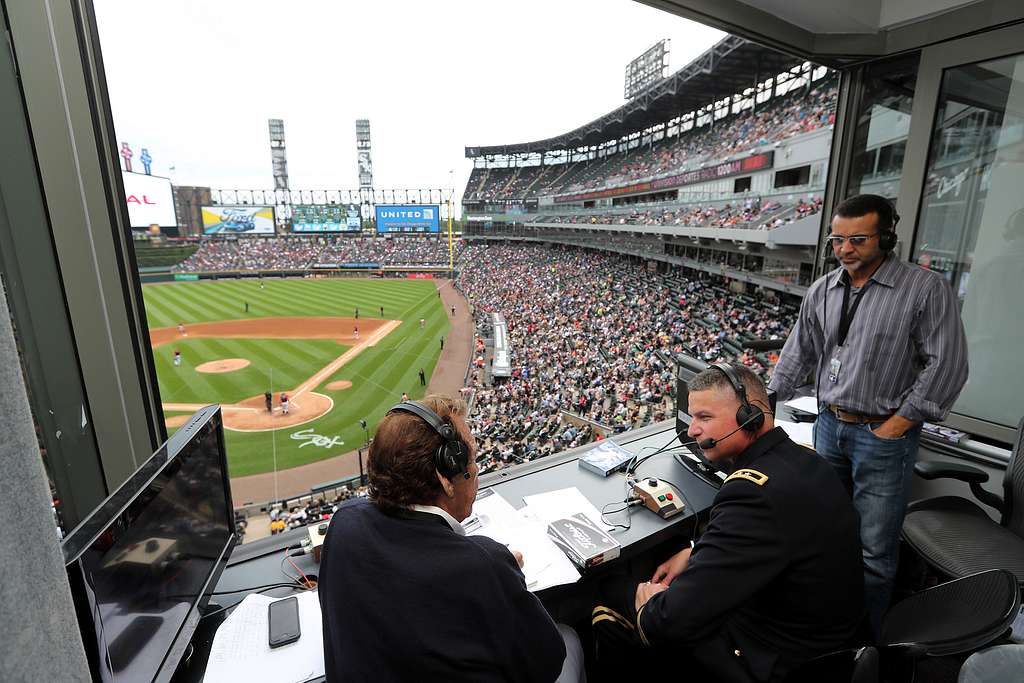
[319,395,582,682]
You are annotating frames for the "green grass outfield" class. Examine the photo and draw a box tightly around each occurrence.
[143,278,449,478]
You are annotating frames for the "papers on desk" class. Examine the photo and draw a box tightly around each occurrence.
[784,395,820,415]
[521,487,614,532]
[204,591,324,683]
[778,419,815,449]
[464,489,580,592]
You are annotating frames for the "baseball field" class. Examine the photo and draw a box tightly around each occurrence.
[143,277,449,477]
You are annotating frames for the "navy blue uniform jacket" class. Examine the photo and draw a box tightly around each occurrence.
[319,499,565,682]
[637,427,864,682]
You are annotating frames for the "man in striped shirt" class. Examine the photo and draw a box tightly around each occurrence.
[769,194,968,633]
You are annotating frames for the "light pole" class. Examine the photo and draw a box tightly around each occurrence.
[446,170,455,279]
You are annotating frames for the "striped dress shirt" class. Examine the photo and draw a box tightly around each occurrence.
[768,254,968,422]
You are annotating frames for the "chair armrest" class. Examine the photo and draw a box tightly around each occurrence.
[914,461,989,484]
[914,461,1004,514]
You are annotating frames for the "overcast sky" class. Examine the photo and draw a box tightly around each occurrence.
[92,0,723,212]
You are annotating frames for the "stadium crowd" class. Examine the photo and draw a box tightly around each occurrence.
[456,243,796,472]
[537,196,823,230]
[172,236,464,273]
[465,78,836,202]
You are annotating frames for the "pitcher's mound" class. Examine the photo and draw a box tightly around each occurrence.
[224,392,333,431]
[326,380,353,391]
[197,358,250,374]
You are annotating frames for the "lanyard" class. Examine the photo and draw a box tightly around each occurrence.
[836,275,869,347]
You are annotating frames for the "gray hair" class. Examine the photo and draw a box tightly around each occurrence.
[688,363,770,407]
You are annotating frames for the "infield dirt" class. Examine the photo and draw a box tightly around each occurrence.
[153,317,399,431]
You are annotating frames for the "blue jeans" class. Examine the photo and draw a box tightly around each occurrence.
[813,410,921,635]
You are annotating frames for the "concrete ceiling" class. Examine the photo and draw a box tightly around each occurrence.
[732,0,983,34]
[641,0,1022,63]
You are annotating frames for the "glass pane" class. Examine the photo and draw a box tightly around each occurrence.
[914,52,1024,428]
[845,54,920,199]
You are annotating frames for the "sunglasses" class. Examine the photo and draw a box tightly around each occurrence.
[825,233,880,247]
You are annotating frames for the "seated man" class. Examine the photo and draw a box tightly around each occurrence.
[622,364,864,682]
[319,394,584,683]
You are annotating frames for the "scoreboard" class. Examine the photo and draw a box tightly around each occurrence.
[292,204,361,232]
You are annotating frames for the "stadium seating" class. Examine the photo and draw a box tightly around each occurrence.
[173,236,465,273]
[455,242,795,472]
[533,196,823,230]
[465,79,837,202]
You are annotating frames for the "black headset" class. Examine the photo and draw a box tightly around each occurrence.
[710,363,765,434]
[825,195,900,256]
[388,400,470,480]
[876,197,900,252]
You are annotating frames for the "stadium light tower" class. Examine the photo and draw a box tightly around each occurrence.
[447,169,455,277]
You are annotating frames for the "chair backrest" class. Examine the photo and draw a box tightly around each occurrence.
[880,569,1020,657]
[1001,417,1024,534]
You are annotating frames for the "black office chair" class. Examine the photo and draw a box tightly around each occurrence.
[879,569,1020,681]
[902,417,1024,583]
[786,570,1019,683]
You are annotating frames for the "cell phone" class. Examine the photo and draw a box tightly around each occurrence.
[268,596,301,648]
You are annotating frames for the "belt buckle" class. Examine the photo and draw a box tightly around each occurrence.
[830,405,843,420]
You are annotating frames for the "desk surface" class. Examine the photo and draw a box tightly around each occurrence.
[480,422,721,559]
[174,421,724,682]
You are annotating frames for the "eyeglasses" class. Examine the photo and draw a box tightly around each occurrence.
[825,233,880,247]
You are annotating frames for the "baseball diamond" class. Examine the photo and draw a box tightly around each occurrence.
[144,277,449,477]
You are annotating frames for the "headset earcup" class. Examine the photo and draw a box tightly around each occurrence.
[435,445,459,479]
[736,404,765,432]
[879,229,897,251]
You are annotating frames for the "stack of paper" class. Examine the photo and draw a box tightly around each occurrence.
[465,489,580,592]
[784,396,819,415]
[204,591,324,683]
[521,487,615,532]
[778,419,815,449]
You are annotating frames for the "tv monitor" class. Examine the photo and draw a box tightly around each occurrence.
[62,405,235,683]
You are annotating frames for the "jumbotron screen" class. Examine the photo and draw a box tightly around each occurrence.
[292,204,361,232]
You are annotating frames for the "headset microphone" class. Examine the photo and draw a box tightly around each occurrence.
[682,410,767,452]
[679,437,718,451]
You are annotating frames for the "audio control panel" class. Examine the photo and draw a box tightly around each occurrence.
[631,478,686,519]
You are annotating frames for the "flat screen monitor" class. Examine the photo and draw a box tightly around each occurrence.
[62,405,235,683]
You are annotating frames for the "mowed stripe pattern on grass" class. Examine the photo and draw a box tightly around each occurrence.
[154,338,347,405]
[143,278,427,327]
[144,278,451,477]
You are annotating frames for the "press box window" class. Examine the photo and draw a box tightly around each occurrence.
[773,165,810,188]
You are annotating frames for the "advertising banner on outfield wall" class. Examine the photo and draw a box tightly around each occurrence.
[201,206,276,234]
[123,171,177,227]
[375,205,441,233]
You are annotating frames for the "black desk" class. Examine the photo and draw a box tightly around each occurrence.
[174,422,721,681]
[481,422,720,562]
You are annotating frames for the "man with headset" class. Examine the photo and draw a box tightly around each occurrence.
[769,194,968,633]
[318,394,585,682]
[621,363,863,682]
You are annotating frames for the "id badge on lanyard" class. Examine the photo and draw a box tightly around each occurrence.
[828,349,843,383]
[830,276,866,384]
